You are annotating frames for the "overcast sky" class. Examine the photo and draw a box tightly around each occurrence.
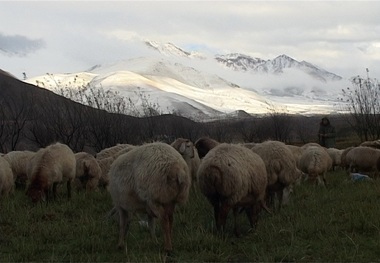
[1,1,379,80]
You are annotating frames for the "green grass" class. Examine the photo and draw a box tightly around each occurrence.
[1,170,380,262]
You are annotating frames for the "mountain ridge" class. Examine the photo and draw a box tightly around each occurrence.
[24,41,346,119]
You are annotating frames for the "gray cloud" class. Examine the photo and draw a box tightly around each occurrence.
[0,33,45,57]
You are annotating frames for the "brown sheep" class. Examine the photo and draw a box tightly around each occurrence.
[197,143,269,237]
[251,140,302,210]
[74,152,102,191]
[26,142,76,203]
[345,146,380,178]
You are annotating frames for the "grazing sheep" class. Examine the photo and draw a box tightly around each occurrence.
[326,148,344,171]
[341,146,354,172]
[108,142,191,253]
[345,146,380,178]
[3,150,35,189]
[97,156,116,190]
[251,140,302,210]
[26,142,76,203]
[74,152,102,191]
[171,138,200,183]
[197,143,269,237]
[286,145,304,168]
[0,156,14,197]
[194,137,220,159]
[299,146,332,186]
[96,143,133,160]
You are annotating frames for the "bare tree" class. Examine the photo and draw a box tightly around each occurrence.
[339,69,380,141]
[0,88,35,151]
[266,103,293,143]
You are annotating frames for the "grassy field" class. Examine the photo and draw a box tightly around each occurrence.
[1,170,380,262]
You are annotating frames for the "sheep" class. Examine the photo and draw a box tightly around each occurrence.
[345,146,380,178]
[197,143,269,237]
[301,142,325,150]
[26,142,76,203]
[3,150,35,189]
[171,138,200,183]
[194,137,220,159]
[112,144,137,159]
[326,148,344,171]
[299,146,332,186]
[360,140,380,149]
[286,145,304,168]
[251,140,302,210]
[340,146,354,172]
[74,152,102,191]
[108,142,191,254]
[95,143,134,160]
[0,156,14,197]
[96,156,116,190]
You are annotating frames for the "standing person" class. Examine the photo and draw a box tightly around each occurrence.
[318,116,336,148]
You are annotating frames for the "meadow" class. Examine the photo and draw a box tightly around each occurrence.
[1,170,380,262]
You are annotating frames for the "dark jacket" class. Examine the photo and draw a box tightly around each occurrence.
[318,118,336,148]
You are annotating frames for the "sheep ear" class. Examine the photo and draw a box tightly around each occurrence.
[179,142,186,154]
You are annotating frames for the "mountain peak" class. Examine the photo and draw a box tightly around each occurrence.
[145,41,205,59]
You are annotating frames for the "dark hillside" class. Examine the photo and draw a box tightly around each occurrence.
[0,69,200,152]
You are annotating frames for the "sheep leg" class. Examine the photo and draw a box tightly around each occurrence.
[148,215,158,243]
[161,204,175,253]
[117,208,130,251]
[246,202,262,229]
[217,201,231,233]
[232,207,242,237]
[208,195,222,231]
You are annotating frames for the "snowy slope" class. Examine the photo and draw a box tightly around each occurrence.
[25,41,348,119]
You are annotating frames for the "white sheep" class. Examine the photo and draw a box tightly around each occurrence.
[26,142,76,203]
[345,146,380,178]
[3,150,35,188]
[74,152,102,191]
[299,146,332,186]
[0,156,14,197]
[326,148,344,171]
[197,143,269,237]
[171,138,200,183]
[286,145,304,168]
[95,143,134,160]
[108,142,191,254]
[251,140,302,210]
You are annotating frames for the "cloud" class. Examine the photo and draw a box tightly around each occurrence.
[0,33,45,57]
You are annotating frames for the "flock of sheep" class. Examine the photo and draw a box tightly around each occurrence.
[1,137,380,255]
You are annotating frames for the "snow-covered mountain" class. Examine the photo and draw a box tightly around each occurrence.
[215,53,342,82]
[25,41,348,120]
